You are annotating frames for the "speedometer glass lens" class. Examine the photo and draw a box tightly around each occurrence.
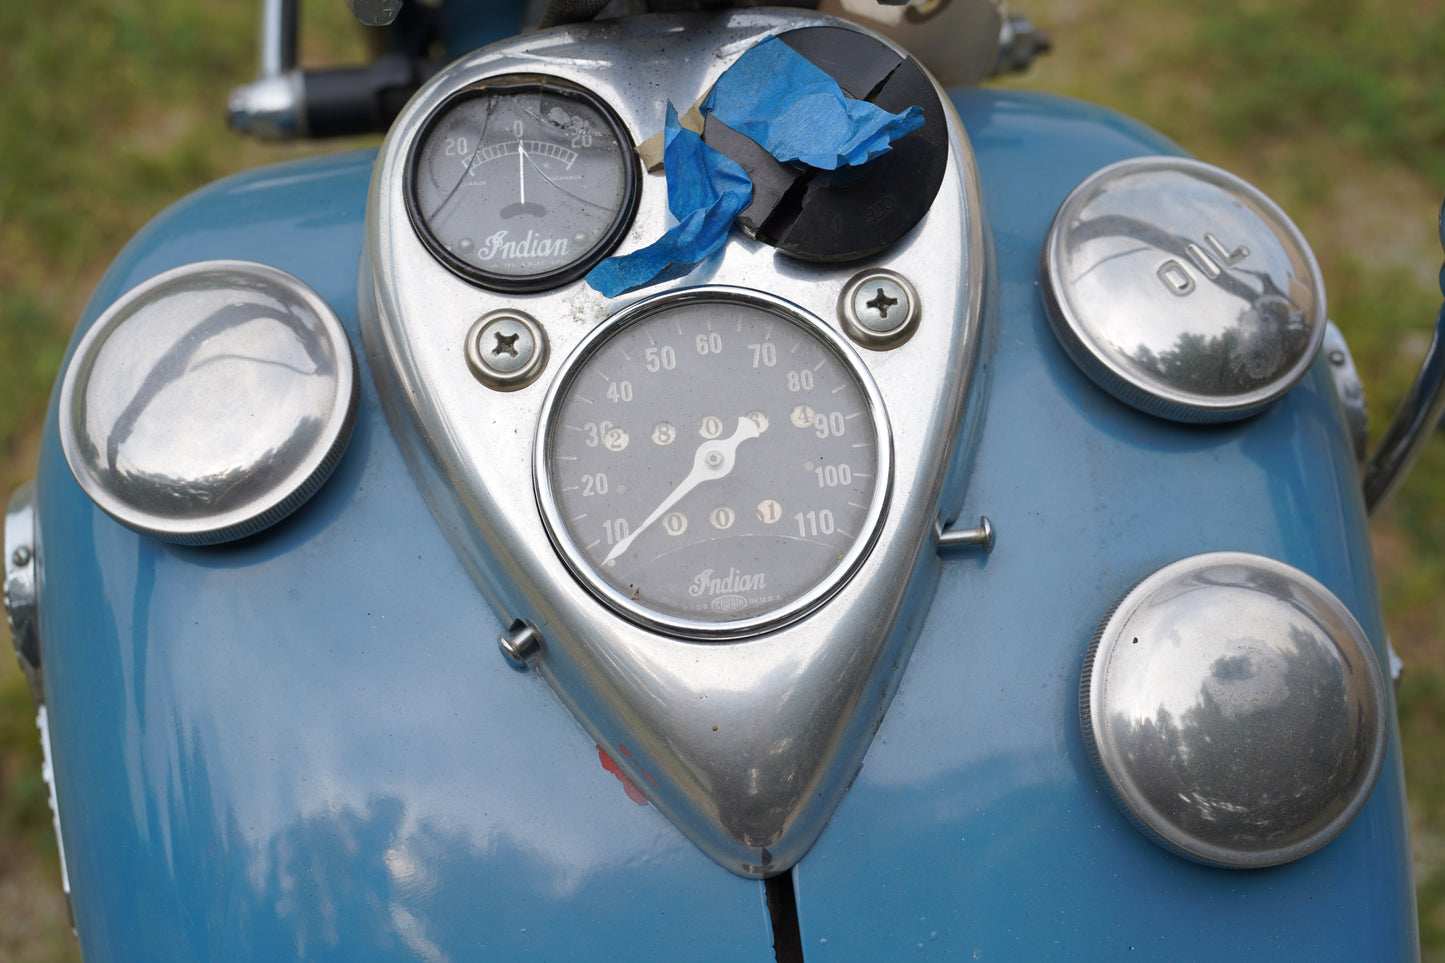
[406,75,638,292]
[538,290,891,637]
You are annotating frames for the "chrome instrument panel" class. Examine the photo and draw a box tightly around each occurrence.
[362,10,986,876]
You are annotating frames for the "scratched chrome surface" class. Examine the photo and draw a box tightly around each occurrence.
[58,260,358,544]
[1043,157,1326,423]
[1081,552,1389,869]
[361,10,985,875]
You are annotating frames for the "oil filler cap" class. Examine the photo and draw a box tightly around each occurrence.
[1043,157,1326,422]
[60,260,358,545]
[1081,552,1388,868]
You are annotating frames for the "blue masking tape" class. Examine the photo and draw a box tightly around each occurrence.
[704,35,924,170]
[587,104,751,298]
[587,35,923,296]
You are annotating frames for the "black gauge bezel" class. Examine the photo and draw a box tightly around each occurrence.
[404,74,641,294]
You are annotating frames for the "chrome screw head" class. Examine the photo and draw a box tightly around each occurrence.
[839,270,920,349]
[466,311,548,391]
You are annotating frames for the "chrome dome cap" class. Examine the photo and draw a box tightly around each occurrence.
[1081,552,1388,869]
[1044,156,1326,423]
[60,260,358,545]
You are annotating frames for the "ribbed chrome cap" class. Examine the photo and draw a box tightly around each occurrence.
[1044,157,1326,422]
[60,260,357,544]
[1081,552,1388,868]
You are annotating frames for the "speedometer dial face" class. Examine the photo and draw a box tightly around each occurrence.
[406,75,638,292]
[537,290,891,638]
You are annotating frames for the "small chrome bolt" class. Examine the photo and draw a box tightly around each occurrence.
[839,270,920,349]
[11,546,31,567]
[466,311,548,391]
[498,620,543,671]
[937,515,996,555]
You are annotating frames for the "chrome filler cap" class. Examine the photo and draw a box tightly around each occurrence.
[1081,552,1388,868]
[1044,157,1326,422]
[60,260,358,544]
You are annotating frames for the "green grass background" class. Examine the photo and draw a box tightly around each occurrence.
[1,1,1442,959]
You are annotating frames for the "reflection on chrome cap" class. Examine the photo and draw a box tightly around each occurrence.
[1044,156,1326,423]
[59,260,357,544]
[1081,552,1388,868]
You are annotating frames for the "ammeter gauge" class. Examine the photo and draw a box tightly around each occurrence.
[536,288,892,638]
[406,75,639,292]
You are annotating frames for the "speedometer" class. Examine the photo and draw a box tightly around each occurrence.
[536,288,892,638]
[405,74,639,292]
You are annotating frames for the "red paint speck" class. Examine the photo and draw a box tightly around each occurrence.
[597,745,649,805]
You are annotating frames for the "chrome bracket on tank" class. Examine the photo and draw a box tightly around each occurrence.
[1322,321,1368,465]
[4,480,41,705]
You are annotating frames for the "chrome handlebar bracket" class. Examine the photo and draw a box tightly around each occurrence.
[228,0,305,140]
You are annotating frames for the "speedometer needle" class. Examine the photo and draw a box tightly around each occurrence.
[517,137,527,206]
[603,415,763,564]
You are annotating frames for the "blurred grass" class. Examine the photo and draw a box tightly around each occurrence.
[0,661,71,963]
[1404,669,1445,950]
[1,0,1443,959]
[0,0,369,493]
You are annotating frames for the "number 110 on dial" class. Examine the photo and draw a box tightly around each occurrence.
[537,290,892,636]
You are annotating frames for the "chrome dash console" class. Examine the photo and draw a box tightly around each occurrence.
[361,10,986,877]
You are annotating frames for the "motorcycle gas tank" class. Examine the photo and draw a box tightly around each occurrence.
[794,90,1417,958]
[34,154,776,960]
[31,95,1415,961]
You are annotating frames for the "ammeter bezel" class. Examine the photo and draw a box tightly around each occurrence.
[404,74,640,293]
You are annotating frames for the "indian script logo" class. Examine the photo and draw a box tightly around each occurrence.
[688,568,766,613]
[478,229,570,262]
